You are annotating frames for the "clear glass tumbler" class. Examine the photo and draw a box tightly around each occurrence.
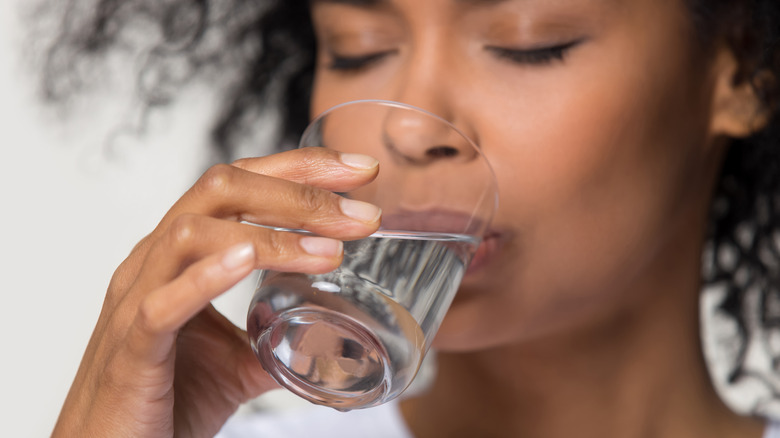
[247,100,498,410]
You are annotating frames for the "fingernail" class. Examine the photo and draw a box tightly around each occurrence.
[340,198,382,223]
[300,236,343,257]
[222,243,255,270]
[340,153,378,170]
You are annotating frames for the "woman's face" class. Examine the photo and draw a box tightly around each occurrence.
[309,0,724,351]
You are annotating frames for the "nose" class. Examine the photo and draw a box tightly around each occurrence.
[381,105,477,165]
[381,43,479,165]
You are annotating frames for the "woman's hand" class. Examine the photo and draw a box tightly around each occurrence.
[52,148,381,437]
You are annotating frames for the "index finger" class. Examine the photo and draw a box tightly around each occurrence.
[232,147,379,192]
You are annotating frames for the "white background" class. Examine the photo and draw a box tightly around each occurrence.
[0,2,271,435]
[1,1,779,436]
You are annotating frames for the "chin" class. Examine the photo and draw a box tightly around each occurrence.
[429,299,506,352]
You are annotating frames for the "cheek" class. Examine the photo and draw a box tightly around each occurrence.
[437,29,714,350]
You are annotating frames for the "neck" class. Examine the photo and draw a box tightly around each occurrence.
[401,219,764,438]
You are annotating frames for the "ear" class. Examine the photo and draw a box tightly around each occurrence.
[709,46,771,138]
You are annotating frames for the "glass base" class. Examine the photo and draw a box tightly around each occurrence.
[253,307,391,411]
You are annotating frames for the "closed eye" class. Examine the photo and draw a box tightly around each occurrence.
[486,39,584,66]
[327,50,398,71]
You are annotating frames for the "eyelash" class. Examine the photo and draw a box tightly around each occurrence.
[328,50,397,71]
[326,39,583,72]
[486,40,583,66]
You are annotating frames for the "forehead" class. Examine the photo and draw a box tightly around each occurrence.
[310,0,620,6]
[309,0,631,30]
[309,0,627,16]
[311,0,508,4]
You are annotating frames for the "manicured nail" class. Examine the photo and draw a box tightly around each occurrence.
[300,236,343,257]
[222,243,255,270]
[340,198,382,223]
[340,153,379,170]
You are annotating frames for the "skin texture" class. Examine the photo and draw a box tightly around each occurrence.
[52,149,382,437]
[311,0,717,350]
[53,0,773,437]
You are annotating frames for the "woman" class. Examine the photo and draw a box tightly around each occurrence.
[47,0,780,436]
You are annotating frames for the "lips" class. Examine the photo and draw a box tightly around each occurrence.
[466,231,501,275]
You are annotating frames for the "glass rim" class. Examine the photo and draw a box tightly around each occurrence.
[300,99,500,219]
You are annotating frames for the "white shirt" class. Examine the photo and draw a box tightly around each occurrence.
[217,400,413,438]
[219,405,780,438]
[766,421,780,438]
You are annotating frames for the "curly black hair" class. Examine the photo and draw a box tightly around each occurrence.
[41,0,780,403]
[40,0,314,155]
[690,0,780,397]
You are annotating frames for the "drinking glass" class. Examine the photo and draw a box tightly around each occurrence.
[247,100,498,410]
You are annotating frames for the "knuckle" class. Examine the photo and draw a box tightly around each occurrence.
[166,214,201,250]
[108,258,134,290]
[106,236,153,300]
[297,184,329,214]
[135,297,163,335]
[298,147,325,166]
[105,265,134,305]
[196,164,233,196]
[266,230,292,258]
[296,147,336,172]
